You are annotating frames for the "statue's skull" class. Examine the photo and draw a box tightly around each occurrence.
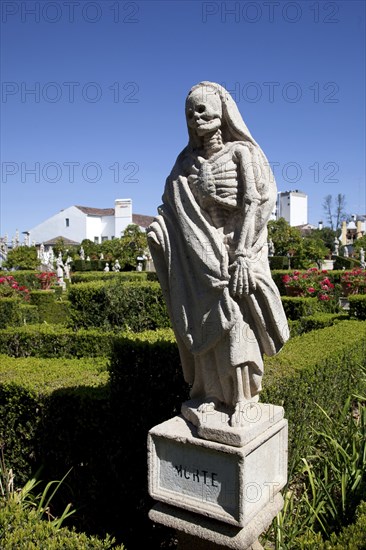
[186,88,222,136]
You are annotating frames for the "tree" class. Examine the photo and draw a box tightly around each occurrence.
[267,218,303,257]
[322,194,347,230]
[4,246,38,270]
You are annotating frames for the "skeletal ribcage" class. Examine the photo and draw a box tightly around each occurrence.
[204,158,240,230]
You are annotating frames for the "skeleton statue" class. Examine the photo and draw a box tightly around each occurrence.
[147,82,289,427]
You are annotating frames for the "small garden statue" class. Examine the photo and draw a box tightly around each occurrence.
[80,246,85,261]
[268,238,275,257]
[104,262,110,272]
[333,237,339,256]
[360,247,365,268]
[113,259,121,272]
[343,245,349,258]
[147,81,289,426]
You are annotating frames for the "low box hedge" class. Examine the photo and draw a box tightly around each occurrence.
[1,320,365,548]
[70,271,152,284]
[68,280,170,331]
[0,325,117,358]
[281,296,337,320]
[30,291,70,325]
[348,294,366,320]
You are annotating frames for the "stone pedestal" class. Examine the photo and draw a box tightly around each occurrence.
[148,409,287,548]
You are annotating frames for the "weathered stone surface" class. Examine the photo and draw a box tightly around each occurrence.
[149,494,283,550]
[148,415,287,527]
[147,81,289,426]
[181,399,284,446]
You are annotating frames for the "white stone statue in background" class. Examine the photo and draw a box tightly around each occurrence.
[360,248,365,268]
[104,262,110,272]
[268,238,275,257]
[333,237,339,256]
[343,245,349,258]
[113,259,121,271]
[80,246,85,260]
[64,256,72,281]
[147,81,289,427]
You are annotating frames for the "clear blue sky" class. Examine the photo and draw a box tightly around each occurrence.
[1,0,365,241]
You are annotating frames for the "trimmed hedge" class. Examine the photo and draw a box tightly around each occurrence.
[349,294,366,320]
[70,271,155,284]
[0,299,39,328]
[294,312,348,335]
[0,355,109,481]
[0,325,117,358]
[1,321,366,548]
[68,280,170,331]
[281,296,338,320]
[30,291,70,325]
[0,270,43,290]
[0,298,22,328]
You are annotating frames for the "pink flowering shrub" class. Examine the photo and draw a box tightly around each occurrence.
[282,268,336,302]
[35,272,56,290]
[340,268,366,296]
[0,275,30,301]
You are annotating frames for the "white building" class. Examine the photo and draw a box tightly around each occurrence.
[276,190,308,226]
[25,199,154,245]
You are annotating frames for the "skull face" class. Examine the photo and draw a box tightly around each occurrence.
[186,88,222,136]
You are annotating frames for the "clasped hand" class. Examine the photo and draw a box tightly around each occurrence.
[229,255,256,297]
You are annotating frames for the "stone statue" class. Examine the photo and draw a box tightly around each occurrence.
[268,238,275,257]
[333,237,339,256]
[64,256,72,281]
[113,259,121,272]
[343,245,349,258]
[80,246,85,261]
[147,81,289,427]
[56,257,66,290]
[360,247,365,268]
[104,262,110,272]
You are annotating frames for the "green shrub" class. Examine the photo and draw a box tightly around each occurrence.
[70,271,150,284]
[30,291,70,325]
[293,313,348,335]
[269,256,289,270]
[0,298,22,328]
[0,502,124,549]
[348,294,366,320]
[68,280,170,331]
[1,321,365,549]
[262,320,366,467]
[0,355,109,483]
[333,256,359,270]
[0,325,117,358]
[0,271,43,290]
[281,296,336,320]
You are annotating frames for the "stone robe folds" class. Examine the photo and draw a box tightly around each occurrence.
[147,164,289,407]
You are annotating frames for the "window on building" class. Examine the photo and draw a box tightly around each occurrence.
[94,237,99,244]
[65,218,69,227]
[101,236,108,242]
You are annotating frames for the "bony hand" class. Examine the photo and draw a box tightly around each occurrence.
[229,255,256,297]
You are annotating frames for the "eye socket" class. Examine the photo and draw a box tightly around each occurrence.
[197,105,206,113]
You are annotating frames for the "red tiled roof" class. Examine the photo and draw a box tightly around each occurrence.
[42,236,80,245]
[75,206,115,216]
[132,214,155,228]
[75,205,154,227]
